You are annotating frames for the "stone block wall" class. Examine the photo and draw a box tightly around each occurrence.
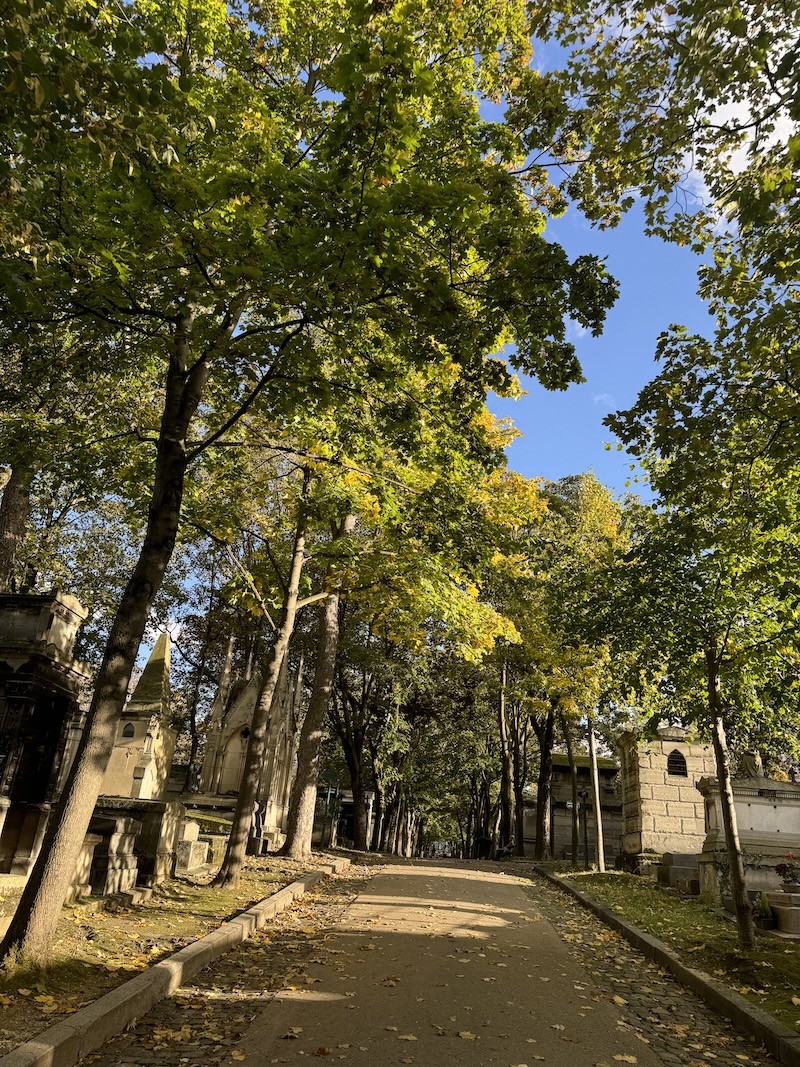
[618,728,716,867]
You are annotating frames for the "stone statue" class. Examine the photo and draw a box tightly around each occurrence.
[737,749,764,779]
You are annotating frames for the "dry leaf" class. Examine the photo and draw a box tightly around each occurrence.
[397,1035,417,1041]
[312,1049,332,1057]
[231,1053,246,1062]
[612,995,627,1006]
[613,1057,637,1064]
[458,1031,477,1040]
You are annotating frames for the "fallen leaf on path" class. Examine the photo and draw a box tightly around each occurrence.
[398,1035,417,1041]
[312,1048,332,1057]
[458,1031,477,1040]
[613,1057,637,1064]
[282,1027,303,1039]
[612,995,627,1006]
[231,1053,246,1062]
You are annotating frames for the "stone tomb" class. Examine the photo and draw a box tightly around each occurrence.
[175,819,210,873]
[697,772,800,904]
[618,726,716,875]
[102,632,177,802]
[0,592,91,875]
[88,810,141,896]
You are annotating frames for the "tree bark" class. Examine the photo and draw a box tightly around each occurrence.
[1,311,207,963]
[533,703,555,860]
[349,763,367,851]
[213,495,308,888]
[0,461,35,593]
[281,515,355,859]
[182,559,219,792]
[561,711,580,868]
[706,648,755,951]
[511,704,528,856]
[497,659,514,851]
[587,716,606,872]
[380,791,396,852]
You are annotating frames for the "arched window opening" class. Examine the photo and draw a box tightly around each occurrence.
[122,722,135,739]
[667,749,688,777]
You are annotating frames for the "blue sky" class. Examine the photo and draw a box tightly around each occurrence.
[489,204,716,499]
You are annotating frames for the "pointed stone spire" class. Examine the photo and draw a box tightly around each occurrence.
[208,635,235,725]
[127,631,171,721]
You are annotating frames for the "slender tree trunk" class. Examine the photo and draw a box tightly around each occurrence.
[213,499,308,888]
[370,762,384,853]
[280,515,355,859]
[587,716,606,872]
[706,648,755,951]
[534,704,555,860]
[512,705,527,856]
[390,795,404,855]
[380,791,396,852]
[497,659,514,850]
[0,461,35,592]
[1,316,207,963]
[182,557,218,792]
[561,711,580,868]
[350,765,367,851]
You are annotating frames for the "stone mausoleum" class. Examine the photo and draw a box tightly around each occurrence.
[0,588,303,906]
[618,726,716,879]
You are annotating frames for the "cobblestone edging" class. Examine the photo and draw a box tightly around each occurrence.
[536,866,800,1067]
[0,857,351,1067]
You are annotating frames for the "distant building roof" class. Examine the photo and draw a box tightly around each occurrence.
[551,752,618,771]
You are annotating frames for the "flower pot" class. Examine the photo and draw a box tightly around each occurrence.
[754,915,776,930]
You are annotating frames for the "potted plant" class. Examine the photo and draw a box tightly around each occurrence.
[775,853,800,892]
[752,893,775,930]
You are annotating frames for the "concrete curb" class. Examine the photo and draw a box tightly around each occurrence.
[1,856,351,1067]
[535,866,800,1067]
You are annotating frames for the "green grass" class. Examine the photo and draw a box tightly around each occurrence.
[558,869,800,1031]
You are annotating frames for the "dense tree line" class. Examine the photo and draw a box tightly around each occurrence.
[1,0,799,963]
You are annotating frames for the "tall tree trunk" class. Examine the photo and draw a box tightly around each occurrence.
[213,497,308,888]
[707,648,755,951]
[1,315,207,963]
[370,750,385,853]
[0,461,35,592]
[350,764,367,851]
[533,703,555,860]
[561,711,580,868]
[497,659,514,850]
[281,515,355,859]
[380,791,396,852]
[511,703,528,856]
[587,716,606,872]
[182,556,219,792]
[390,795,404,855]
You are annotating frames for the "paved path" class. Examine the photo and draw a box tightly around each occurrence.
[87,861,775,1067]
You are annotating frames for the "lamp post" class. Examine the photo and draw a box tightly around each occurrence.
[580,788,590,868]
